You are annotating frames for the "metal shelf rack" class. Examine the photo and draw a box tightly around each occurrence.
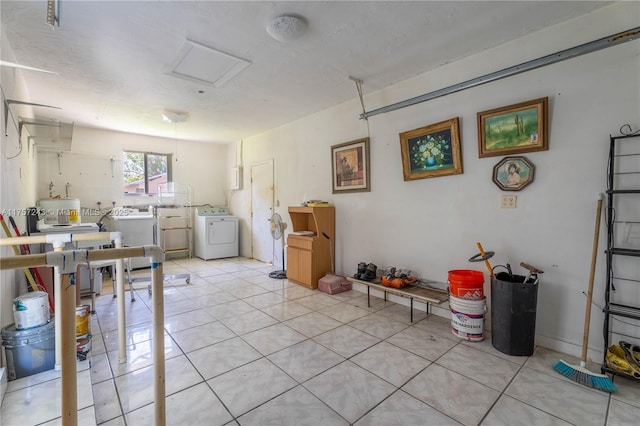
[129,183,192,295]
[601,133,640,380]
[156,182,193,259]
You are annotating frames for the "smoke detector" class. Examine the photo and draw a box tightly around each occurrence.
[266,15,307,42]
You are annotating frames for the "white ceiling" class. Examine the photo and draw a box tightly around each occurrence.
[1,1,612,144]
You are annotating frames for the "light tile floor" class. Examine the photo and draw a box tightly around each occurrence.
[2,257,639,425]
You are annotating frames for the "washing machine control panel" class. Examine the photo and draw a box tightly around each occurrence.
[196,207,229,216]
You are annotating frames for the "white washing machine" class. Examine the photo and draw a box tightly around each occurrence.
[108,209,155,269]
[194,207,239,260]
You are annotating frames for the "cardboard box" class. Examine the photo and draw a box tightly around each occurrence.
[318,274,352,295]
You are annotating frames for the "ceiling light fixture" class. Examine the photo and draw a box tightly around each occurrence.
[162,111,189,123]
[163,111,188,162]
[266,15,307,42]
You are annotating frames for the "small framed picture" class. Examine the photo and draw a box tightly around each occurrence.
[492,156,535,191]
[331,137,370,193]
[399,117,463,181]
[477,97,548,158]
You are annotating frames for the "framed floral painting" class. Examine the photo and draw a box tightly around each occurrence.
[399,117,463,181]
[331,137,370,193]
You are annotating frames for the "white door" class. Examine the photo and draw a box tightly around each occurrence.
[251,160,274,263]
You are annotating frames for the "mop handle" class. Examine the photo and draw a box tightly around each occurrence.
[581,197,603,363]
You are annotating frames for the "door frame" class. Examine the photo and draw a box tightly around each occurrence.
[250,159,275,263]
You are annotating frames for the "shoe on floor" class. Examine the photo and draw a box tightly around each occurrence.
[620,341,640,369]
[607,345,640,379]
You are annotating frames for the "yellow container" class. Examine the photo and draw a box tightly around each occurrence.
[75,305,90,337]
[69,209,79,223]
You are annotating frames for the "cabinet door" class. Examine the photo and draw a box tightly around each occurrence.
[287,246,300,282]
[298,249,313,287]
[286,246,315,287]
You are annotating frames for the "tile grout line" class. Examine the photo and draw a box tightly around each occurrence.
[72,257,620,425]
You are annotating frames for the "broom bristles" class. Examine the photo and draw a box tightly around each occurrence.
[553,359,617,393]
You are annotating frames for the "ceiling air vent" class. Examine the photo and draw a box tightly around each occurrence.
[166,39,251,88]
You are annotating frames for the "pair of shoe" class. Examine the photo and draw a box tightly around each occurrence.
[381,266,417,288]
[354,262,377,281]
[606,342,640,380]
[621,341,640,369]
[384,266,412,279]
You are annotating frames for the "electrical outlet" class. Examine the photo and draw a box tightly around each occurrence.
[501,195,517,209]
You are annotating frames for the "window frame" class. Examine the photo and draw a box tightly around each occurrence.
[123,150,172,195]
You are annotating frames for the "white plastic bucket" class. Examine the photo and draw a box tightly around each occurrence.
[76,337,92,361]
[450,294,486,342]
[13,291,50,330]
[76,305,91,338]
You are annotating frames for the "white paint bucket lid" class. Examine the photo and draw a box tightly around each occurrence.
[13,291,49,303]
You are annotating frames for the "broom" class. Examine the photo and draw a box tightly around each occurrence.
[553,195,617,392]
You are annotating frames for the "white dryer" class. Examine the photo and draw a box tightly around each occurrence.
[194,207,239,260]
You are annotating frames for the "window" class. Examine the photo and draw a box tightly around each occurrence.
[123,151,171,195]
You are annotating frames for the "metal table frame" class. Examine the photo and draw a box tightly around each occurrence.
[347,277,449,322]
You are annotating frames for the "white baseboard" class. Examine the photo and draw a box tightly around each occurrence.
[535,334,605,363]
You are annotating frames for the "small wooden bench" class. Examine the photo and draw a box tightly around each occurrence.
[347,276,449,322]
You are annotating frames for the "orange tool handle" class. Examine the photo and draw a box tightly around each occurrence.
[476,242,496,279]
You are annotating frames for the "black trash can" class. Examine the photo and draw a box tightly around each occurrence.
[491,272,539,356]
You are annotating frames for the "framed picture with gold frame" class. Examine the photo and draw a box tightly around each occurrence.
[331,137,370,193]
[399,117,463,181]
[477,97,548,158]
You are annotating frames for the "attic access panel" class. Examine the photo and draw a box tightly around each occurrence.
[20,117,74,151]
[166,39,251,88]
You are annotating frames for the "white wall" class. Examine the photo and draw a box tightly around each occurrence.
[1,118,230,327]
[1,1,638,361]
[36,126,230,218]
[230,2,640,361]
[0,32,40,326]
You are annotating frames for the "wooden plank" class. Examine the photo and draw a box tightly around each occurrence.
[347,276,449,305]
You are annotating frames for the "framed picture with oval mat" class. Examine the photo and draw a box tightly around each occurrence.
[492,156,535,191]
[399,117,463,181]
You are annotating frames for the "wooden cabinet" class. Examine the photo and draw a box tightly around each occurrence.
[286,206,335,289]
[287,238,313,286]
